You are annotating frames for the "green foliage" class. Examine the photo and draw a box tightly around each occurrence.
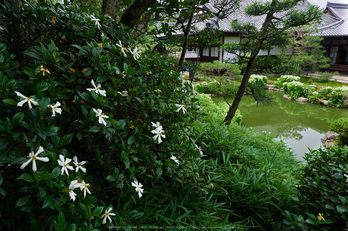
[274,75,301,89]
[199,60,242,78]
[248,74,272,105]
[283,82,315,99]
[330,118,348,145]
[283,147,348,230]
[316,71,338,83]
[308,86,348,108]
[0,1,214,229]
[276,23,330,75]
[195,80,239,97]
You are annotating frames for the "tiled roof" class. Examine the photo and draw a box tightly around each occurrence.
[189,0,312,34]
[317,2,348,37]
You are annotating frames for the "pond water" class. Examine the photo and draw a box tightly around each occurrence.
[212,91,348,161]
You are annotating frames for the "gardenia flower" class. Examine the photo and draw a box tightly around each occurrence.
[116,40,127,57]
[344,173,348,182]
[317,213,325,221]
[195,144,203,155]
[129,47,140,60]
[131,180,144,198]
[170,155,179,165]
[68,179,82,201]
[20,146,49,172]
[92,108,109,126]
[14,91,38,109]
[80,180,91,198]
[90,15,101,29]
[175,104,186,114]
[101,208,115,224]
[151,121,163,130]
[73,156,87,173]
[57,155,74,176]
[39,65,51,76]
[151,127,165,144]
[118,91,128,96]
[86,80,106,97]
[48,102,62,117]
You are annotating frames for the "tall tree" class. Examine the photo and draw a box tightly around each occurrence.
[223,0,322,124]
[276,23,330,75]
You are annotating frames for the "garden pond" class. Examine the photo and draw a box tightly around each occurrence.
[212,91,348,161]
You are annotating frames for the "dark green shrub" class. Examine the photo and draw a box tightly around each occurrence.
[330,118,348,145]
[283,147,348,230]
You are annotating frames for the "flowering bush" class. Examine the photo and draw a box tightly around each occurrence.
[274,75,300,89]
[0,1,212,229]
[283,147,348,230]
[283,81,315,99]
[248,74,268,88]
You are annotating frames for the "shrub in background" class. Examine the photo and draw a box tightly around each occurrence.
[330,118,348,146]
[283,82,315,99]
[274,75,300,89]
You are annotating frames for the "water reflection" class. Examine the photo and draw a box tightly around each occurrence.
[212,92,348,161]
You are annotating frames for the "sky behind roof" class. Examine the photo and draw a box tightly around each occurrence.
[307,0,348,9]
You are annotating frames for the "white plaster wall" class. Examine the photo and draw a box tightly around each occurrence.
[223,36,240,62]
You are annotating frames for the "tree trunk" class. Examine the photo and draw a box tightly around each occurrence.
[178,11,194,66]
[133,10,153,37]
[120,0,156,28]
[102,0,120,21]
[223,1,276,125]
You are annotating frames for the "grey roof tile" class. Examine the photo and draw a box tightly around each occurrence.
[318,2,348,37]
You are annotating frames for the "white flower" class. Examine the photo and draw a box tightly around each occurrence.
[195,144,203,155]
[151,127,165,144]
[116,40,127,57]
[20,146,49,172]
[68,190,77,202]
[14,91,38,109]
[90,15,101,30]
[101,207,116,224]
[80,180,91,198]
[101,32,105,37]
[118,91,128,97]
[170,155,179,165]
[131,180,144,198]
[175,104,186,114]
[48,102,62,117]
[57,154,74,176]
[68,180,81,201]
[151,121,163,130]
[344,174,348,182]
[73,156,87,173]
[86,80,106,97]
[92,108,109,126]
[129,47,141,60]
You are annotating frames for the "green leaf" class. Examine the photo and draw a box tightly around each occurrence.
[96,75,106,83]
[338,194,347,205]
[128,210,144,220]
[2,98,17,105]
[91,206,104,217]
[105,175,116,182]
[156,167,163,177]
[0,175,3,186]
[115,119,126,130]
[336,205,348,213]
[88,27,95,38]
[305,218,316,225]
[51,135,60,148]
[16,195,31,207]
[12,112,24,126]
[77,90,94,103]
[126,67,136,76]
[17,173,35,183]
[0,138,8,150]
[0,43,6,52]
[89,126,100,133]
[0,187,5,196]
[22,51,42,60]
[58,211,66,227]
[83,67,93,76]
[42,194,54,208]
[127,136,135,145]
[38,186,46,199]
[59,133,73,147]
